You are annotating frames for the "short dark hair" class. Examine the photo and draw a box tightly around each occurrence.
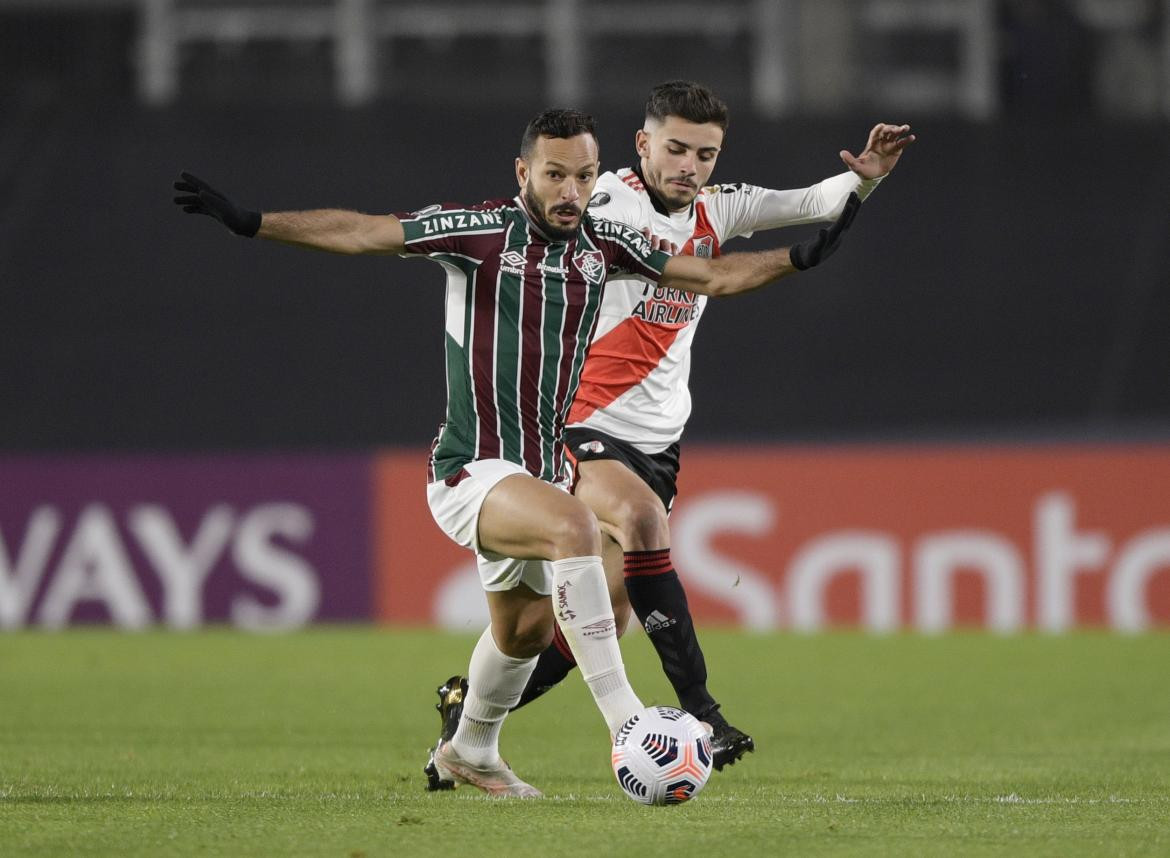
[645,80,729,132]
[520,108,598,160]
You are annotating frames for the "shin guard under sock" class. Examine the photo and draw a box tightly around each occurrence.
[450,626,537,766]
[623,548,720,720]
[551,555,643,733]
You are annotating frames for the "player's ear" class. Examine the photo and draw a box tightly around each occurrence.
[515,157,529,189]
[635,129,650,159]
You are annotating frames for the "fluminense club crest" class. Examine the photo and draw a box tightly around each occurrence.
[573,249,606,284]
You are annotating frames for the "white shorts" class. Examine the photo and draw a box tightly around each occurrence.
[426,458,564,595]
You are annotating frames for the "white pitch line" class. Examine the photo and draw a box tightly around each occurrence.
[2,788,1166,806]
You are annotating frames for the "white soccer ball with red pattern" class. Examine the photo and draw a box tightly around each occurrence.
[611,705,713,805]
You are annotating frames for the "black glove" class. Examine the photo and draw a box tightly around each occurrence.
[173,172,262,237]
[788,191,861,271]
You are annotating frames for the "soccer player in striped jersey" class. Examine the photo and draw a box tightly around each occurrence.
[492,82,915,771]
[173,107,865,797]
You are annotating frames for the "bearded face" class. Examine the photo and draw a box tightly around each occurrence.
[523,180,583,241]
[515,133,601,241]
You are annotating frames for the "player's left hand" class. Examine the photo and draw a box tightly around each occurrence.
[840,124,915,179]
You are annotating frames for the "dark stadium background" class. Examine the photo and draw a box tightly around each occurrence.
[2,0,1168,452]
[4,12,1170,851]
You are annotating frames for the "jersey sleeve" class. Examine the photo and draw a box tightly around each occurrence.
[587,174,644,228]
[393,200,508,256]
[703,172,884,240]
[589,216,672,284]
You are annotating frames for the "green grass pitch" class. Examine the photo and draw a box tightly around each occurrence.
[2,629,1168,856]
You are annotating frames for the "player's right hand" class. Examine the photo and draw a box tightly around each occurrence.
[641,227,679,255]
[173,172,262,237]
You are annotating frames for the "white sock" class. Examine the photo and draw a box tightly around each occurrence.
[450,626,538,767]
[551,555,643,734]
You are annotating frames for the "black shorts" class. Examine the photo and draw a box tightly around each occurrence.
[563,427,681,513]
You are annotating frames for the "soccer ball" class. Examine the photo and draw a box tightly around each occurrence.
[611,705,713,805]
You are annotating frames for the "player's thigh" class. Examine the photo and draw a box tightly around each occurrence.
[478,473,601,560]
[574,458,670,549]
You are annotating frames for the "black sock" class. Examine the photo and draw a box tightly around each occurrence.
[511,623,577,711]
[624,549,722,723]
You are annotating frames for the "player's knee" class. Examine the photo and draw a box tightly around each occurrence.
[549,503,602,558]
[611,495,669,550]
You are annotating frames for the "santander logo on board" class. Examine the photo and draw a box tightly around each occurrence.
[668,489,1170,634]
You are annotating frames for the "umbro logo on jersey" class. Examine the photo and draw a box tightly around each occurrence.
[644,610,677,633]
[573,249,606,285]
[499,250,526,276]
[579,440,605,454]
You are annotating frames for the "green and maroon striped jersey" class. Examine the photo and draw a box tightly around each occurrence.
[396,197,671,482]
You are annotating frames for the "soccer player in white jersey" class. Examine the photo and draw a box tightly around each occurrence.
[427,82,914,776]
[174,107,868,798]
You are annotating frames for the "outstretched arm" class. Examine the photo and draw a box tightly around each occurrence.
[659,246,796,298]
[659,193,861,297]
[173,172,405,255]
[257,208,404,255]
[728,123,915,233]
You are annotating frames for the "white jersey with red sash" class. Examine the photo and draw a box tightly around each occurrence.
[568,166,881,453]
